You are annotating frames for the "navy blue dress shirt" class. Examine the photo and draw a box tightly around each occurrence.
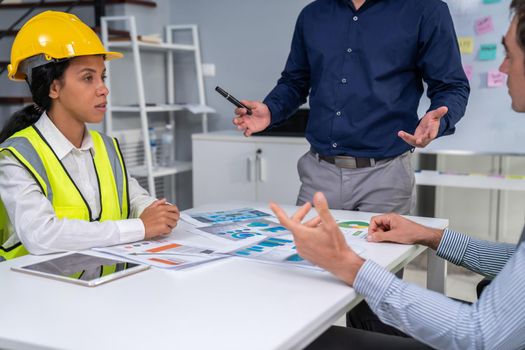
[263,0,470,158]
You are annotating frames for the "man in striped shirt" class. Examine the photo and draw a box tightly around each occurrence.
[270,2,525,348]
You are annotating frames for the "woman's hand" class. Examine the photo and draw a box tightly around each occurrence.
[140,199,180,239]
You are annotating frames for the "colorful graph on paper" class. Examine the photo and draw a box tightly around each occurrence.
[233,236,313,267]
[196,218,290,242]
[337,220,369,239]
[94,238,223,269]
[184,208,271,226]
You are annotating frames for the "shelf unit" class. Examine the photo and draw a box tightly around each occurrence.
[0,1,157,10]
[100,16,213,198]
[415,170,525,191]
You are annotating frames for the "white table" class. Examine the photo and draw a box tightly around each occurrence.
[0,203,448,350]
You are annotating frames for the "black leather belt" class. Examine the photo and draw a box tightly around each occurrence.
[311,149,392,169]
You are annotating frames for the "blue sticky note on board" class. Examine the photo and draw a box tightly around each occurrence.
[483,0,501,4]
[479,44,497,60]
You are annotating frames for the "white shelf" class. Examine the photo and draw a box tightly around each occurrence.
[415,170,525,191]
[111,104,215,114]
[102,16,209,198]
[107,41,196,52]
[129,161,192,178]
[111,104,185,113]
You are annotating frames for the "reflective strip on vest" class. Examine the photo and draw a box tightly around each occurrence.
[0,241,29,261]
[0,136,53,202]
[90,131,130,220]
[0,126,129,261]
[98,133,124,213]
[113,138,130,219]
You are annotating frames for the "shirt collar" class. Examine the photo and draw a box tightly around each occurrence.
[34,112,95,160]
[343,0,374,11]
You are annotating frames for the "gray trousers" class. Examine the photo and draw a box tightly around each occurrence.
[296,150,415,215]
[296,150,417,338]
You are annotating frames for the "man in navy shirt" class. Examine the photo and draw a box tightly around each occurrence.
[233,0,469,215]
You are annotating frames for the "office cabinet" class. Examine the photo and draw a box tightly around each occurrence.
[192,131,309,207]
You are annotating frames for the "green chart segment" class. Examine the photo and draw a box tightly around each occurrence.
[338,221,369,229]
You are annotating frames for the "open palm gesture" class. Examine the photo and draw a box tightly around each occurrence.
[398,106,448,148]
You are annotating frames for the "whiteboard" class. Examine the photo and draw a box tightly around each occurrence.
[419,0,525,155]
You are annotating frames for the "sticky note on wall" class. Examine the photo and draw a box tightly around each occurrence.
[475,16,494,35]
[479,44,497,60]
[487,70,506,87]
[463,64,473,80]
[458,37,474,54]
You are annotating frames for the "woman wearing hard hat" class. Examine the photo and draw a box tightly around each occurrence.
[0,11,180,260]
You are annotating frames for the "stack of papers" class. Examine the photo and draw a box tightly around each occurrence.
[94,238,227,269]
[94,207,367,271]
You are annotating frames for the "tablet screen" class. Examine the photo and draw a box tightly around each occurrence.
[14,252,147,286]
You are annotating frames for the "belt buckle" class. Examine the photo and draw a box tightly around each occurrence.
[334,156,357,169]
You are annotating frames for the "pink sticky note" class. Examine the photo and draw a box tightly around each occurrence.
[463,64,473,81]
[487,70,506,87]
[475,16,494,35]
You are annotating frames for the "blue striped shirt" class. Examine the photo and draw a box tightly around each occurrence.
[354,229,525,349]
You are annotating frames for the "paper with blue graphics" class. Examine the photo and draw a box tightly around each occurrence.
[232,235,317,269]
[233,234,365,270]
[191,218,292,250]
[97,207,367,270]
[187,208,367,266]
[181,207,273,227]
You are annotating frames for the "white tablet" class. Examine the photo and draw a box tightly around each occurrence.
[12,252,149,287]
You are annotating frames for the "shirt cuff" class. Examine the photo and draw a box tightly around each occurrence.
[436,228,470,265]
[115,218,145,244]
[435,115,447,137]
[353,260,398,310]
[262,98,281,128]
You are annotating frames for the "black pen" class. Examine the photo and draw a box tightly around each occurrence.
[215,86,253,115]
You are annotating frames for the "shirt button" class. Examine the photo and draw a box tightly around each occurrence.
[336,111,341,116]
[332,143,337,148]
[341,78,347,84]
[347,48,352,53]
[353,16,358,21]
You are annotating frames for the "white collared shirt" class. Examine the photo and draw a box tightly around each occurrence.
[0,113,156,255]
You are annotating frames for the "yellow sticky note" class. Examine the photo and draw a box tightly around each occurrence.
[458,37,474,54]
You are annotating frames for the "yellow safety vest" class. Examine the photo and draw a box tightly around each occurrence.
[0,125,130,261]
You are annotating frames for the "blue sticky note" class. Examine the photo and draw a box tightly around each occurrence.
[483,0,501,4]
[479,44,497,61]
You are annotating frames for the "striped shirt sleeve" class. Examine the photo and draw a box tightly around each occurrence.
[353,243,525,349]
[437,229,516,278]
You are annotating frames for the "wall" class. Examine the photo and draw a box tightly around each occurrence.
[167,0,312,208]
[170,0,311,131]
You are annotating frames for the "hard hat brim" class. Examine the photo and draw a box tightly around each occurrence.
[8,51,124,81]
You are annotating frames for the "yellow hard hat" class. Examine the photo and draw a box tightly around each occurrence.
[8,11,123,81]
